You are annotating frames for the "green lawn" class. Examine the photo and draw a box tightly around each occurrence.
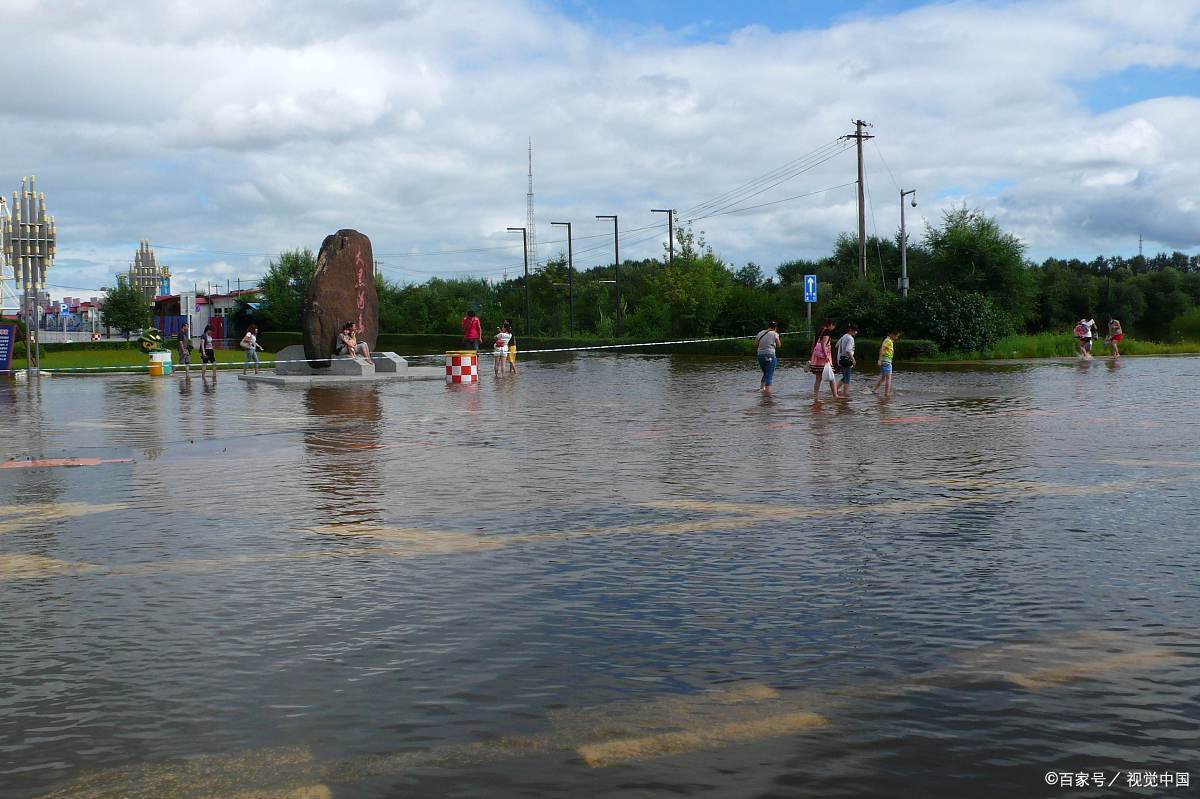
[14,349,270,373]
[926,333,1200,361]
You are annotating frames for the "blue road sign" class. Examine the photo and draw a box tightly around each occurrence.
[804,274,817,303]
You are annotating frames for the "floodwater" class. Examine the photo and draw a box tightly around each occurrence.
[1,354,1198,798]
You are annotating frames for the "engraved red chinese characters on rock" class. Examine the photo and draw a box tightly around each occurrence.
[302,229,378,368]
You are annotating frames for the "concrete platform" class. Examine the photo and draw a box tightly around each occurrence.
[239,366,444,386]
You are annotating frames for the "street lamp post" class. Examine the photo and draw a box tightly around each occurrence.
[506,226,531,335]
[651,208,674,264]
[550,221,574,336]
[899,189,917,296]
[596,215,620,337]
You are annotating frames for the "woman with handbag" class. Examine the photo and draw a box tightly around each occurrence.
[241,324,264,375]
[809,326,840,402]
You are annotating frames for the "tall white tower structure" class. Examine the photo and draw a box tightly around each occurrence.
[0,198,11,314]
[526,138,538,267]
[2,175,57,375]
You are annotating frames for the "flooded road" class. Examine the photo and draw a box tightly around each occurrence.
[2,354,1198,798]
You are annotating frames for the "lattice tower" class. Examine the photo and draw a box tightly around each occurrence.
[526,137,538,266]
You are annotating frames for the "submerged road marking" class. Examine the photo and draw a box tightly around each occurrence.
[308,523,505,555]
[0,553,100,579]
[1,457,134,469]
[19,474,1200,580]
[576,712,829,768]
[1002,649,1187,690]
[0,502,128,534]
[41,745,323,799]
[38,631,1189,793]
[1103,458,1200,469]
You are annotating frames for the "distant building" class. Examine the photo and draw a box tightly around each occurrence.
[118,240,170,300]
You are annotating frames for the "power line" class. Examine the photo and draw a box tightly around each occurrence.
[872,138,902,194]
[679,138,847,218]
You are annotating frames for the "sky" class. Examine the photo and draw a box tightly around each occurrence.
[1,0,1198,299]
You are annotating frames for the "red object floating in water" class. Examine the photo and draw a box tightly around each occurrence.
[1,457,134,469]
[882,415,940,424]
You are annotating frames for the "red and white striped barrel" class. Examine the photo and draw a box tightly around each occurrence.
[445,350,479,384]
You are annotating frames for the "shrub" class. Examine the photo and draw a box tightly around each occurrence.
[901,287,1013,353]
[1168,307,1200,342]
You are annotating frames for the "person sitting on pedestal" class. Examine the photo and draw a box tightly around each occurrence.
[337,321,373,364]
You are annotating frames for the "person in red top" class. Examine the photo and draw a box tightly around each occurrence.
[461,310,482,351]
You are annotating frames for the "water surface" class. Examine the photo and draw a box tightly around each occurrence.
[2,354,1198,798]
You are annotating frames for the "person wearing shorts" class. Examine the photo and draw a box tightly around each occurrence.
[809,328,839,402]
[1082,317,1096,355]
[754,321,781,395]
[492,325,512,376]
[1107,317,1124,358]
[871,329,900,397]
[503,319,518,374]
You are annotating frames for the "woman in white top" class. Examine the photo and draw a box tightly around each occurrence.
[754,321,781,395]
[241,324,264,374]
[493,325,513,375]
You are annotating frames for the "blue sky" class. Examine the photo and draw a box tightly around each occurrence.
[552,0,940,38]
[1074,64,1200,114]
[1,0,1198,296]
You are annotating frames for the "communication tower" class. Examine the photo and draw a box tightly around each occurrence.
[526,138,538,267]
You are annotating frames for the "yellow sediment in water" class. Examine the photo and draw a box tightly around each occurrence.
[576,711,829,768]
[1004,649,1185,690]
[0,553,98,580]
[0,502,127,534]
[219,786,332,799]
[39,632,1189,790]
[308,523,504,555]
[40,746,323,799]
[1103,459,1200,469]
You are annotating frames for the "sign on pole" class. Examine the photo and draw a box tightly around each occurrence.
[804,274,818,303]
[0,323,15,373]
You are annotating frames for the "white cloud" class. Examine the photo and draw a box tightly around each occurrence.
[0,0,1197,298]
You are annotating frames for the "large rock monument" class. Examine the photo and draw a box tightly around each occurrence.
[302,229,378,368]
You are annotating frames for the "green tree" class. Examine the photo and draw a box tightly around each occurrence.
[651,224,731,335]
[923,207,1033,327]
[102,280,151,339]
[256,249,317,331]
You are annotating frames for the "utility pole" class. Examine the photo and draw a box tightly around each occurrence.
[651,209,674,264]
[841,120,874,279]
[1138,234,1143,258]
[506,227,531,335]
[900,189,917,296]
[596,215,621,337]
[550,221,574,336]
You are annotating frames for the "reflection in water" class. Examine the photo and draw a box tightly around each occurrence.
[1,356,1199,798]
[303,386,384,527]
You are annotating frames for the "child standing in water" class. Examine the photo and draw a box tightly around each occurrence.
[871,329,901,397]
[493,324,512,376]
[503,319,518,374]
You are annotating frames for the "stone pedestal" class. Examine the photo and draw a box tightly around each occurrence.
[302,230,378,369]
